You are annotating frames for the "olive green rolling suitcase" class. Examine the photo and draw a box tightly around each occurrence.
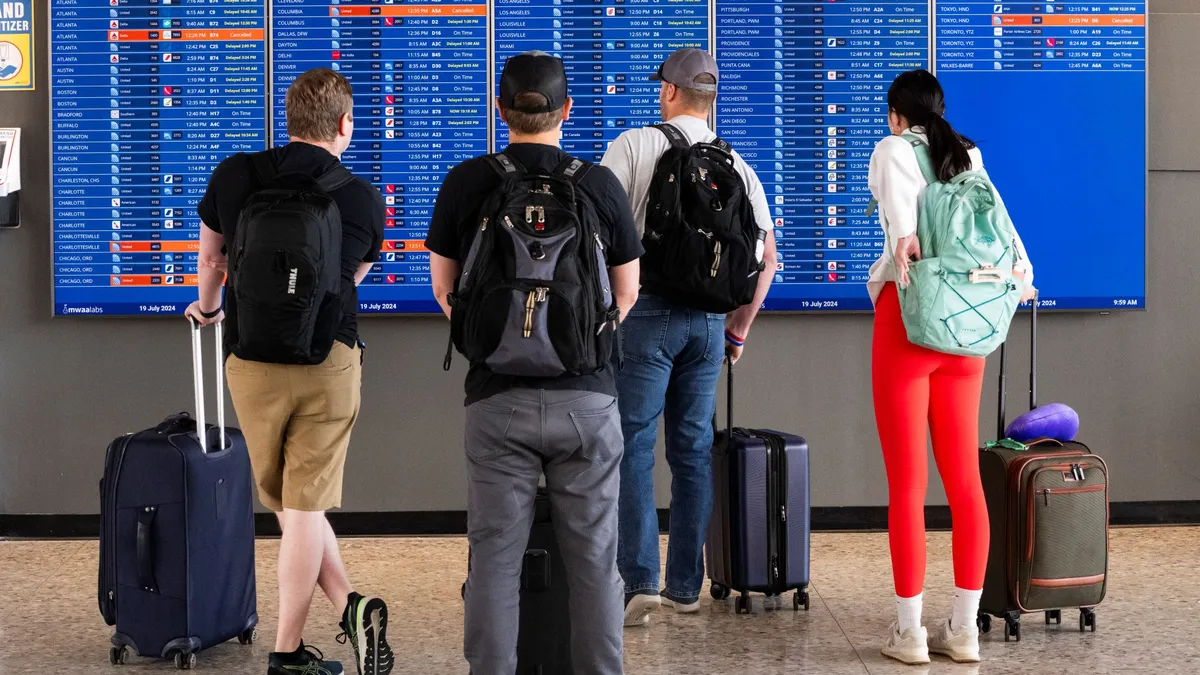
[977,301,1109,641]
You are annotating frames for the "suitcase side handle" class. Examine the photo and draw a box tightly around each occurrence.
[189,319,226,453]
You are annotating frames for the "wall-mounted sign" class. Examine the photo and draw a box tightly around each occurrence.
[0,0,34,90]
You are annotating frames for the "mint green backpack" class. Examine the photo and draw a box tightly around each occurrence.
[872,134,1027,357]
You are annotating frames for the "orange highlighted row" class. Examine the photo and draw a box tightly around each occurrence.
[331,5,485,16]
[108,29,265,41]
[384,240,427,252]
[110,275,199,287]
[111,241,199,253]
[993,14,1145,27]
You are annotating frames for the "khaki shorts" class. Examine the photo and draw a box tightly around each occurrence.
[225,342,362,512]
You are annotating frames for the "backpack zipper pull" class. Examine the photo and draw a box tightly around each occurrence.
[480,216,489,231]
[711,241,722,277]
[525,206,533,224]
[537,206,546,224]
[504,215,515,229]
[1043,488,1050,506]
[523,287,548,338]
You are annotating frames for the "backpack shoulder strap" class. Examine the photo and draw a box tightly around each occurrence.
[484,152,526,179]
[707,136,733,155]
[250,152,277,185]
[552,156,591,185]
[901,133,938,185]
[653,123,691,151]
[316,164,355,192]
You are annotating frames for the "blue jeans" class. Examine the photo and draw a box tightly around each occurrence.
[615,294,724,604]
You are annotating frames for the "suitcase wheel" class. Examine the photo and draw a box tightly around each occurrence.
[735,593,751,615]
[1003,613,1021,642]
[1079,608,1097,633]
[108,646,130,665]
[1045,609,1062,626]
[976,613,992,634]
[173,652,197,670]
[710,583,731,601]
[792,590,810,612]
[238,628,257,645]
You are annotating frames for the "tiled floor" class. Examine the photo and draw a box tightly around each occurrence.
[2,528,1198,674]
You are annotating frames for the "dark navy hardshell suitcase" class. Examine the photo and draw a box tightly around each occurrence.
[706,361,812,614]
[99,322,258,669]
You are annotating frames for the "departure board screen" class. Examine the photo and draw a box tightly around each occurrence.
[272,0,488,313]
[51,0,267,316]
[50,0,1148,315]
[716,0,927,310]
[493,0,709,162]
[935,2,1147,310]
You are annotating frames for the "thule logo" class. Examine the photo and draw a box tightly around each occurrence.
[287,268,298,294]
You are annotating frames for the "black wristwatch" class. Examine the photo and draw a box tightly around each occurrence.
[199,306,222,319]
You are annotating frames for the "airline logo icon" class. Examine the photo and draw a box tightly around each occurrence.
[827,262,837,271]
[774,217,784,227]
[828,273,838,282]
[606,7,614,15]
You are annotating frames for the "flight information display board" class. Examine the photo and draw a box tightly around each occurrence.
[935,1,1147,310]
[50,0,1148,315]
[51,0,267,315]
[272,0,489,313]
[716,0,927,310]
[493,0,708,162]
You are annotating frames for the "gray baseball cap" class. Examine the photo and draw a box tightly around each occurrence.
[649,48,718,93]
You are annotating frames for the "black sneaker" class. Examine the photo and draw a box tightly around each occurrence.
[267,643,343,675]
[338,592,394,675]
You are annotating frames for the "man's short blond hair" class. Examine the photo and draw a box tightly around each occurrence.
[286,68,355,142]
[676,73,717,113]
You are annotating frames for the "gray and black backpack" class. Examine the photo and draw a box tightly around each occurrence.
[447,154,619,377]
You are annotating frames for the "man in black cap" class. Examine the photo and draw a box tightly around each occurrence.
[426,51,642,674]
[602,47,778,627]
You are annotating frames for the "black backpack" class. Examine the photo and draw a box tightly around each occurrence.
[643,124,764,314]
[227,153,353,365]
[447,154,619,377]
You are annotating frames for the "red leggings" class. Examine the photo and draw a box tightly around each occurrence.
[872,283,989,597]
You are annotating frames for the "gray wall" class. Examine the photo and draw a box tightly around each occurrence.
[2,4,1198,515]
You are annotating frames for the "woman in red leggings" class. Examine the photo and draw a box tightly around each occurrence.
[867,70,1035,665]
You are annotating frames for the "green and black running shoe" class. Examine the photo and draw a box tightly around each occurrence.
[338,592,394,675]
[268,642,344,675]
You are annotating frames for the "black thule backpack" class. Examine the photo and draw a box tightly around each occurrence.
[447,154,619,377]
[643,124,765,314]
[227,153,353,365]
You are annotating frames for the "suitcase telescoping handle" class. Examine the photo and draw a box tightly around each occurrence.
[189,318,226,453]
[711,356,734,437]
[997,293,1038,438]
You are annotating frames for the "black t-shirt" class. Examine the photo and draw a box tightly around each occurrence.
[198,142,385,350]
[426,143,643,406]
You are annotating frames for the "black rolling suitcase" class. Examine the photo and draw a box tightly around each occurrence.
[977,300,1109,641]
[706,360,812,614]
[99,322,258,669]
[463,488,571,674]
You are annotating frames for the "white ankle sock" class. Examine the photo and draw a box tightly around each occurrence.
[896,593,923,634]
[951,587,983,633]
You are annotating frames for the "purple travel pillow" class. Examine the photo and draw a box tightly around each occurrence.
[1005,403,1080,443]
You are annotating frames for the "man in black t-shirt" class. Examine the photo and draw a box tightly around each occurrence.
[426,52,641,675]
[185,69,390,675]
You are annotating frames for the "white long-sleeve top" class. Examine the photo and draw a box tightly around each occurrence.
[866,127,1033,306]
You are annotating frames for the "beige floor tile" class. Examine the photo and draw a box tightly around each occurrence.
[0,528,1197,673]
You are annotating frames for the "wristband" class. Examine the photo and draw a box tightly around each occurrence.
[724,330,745,347]
[199,306,222,319]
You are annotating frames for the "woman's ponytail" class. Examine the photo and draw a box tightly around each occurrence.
[887,70,975,182]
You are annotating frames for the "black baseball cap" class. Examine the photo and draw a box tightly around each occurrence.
[499,51,568,113]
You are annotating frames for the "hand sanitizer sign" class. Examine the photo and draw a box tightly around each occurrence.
[0,0,34,90]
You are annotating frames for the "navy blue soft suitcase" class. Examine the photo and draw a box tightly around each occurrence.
[706,361,811,614]
[99,322,258,669]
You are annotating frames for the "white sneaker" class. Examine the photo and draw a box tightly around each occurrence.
[881,622,930,665]
[661,597,701,614]
[927,619,981,663]
[623,594,660,627]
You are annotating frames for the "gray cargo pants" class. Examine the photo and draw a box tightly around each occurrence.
[463,388,625,675]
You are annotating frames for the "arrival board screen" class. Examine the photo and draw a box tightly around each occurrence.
[51,0,268,315]
[271,0,489,313]
[50,0,1147,315]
